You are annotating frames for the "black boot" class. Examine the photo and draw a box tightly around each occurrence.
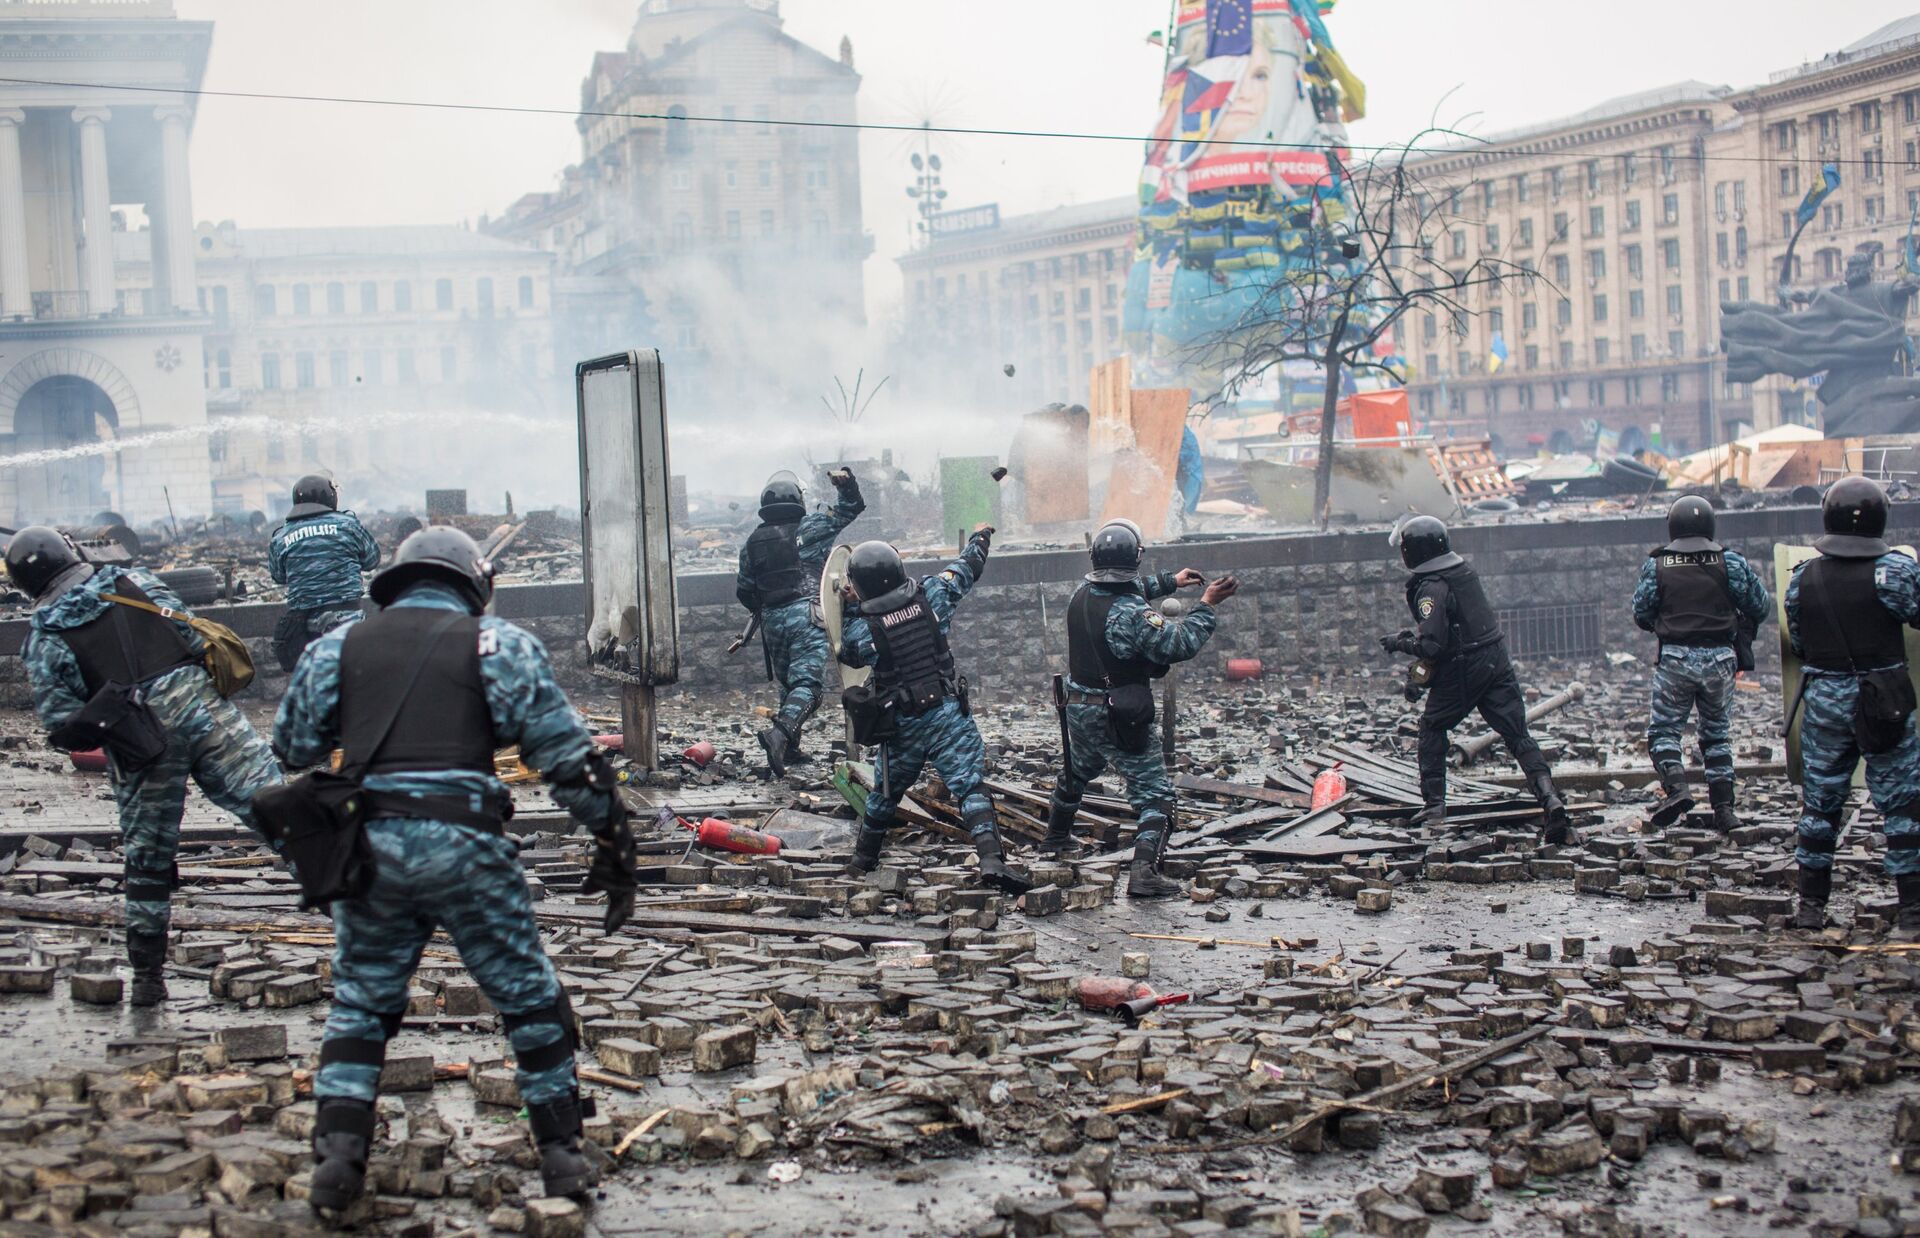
[1792,866,1831,930]
[1894,873,1920,940]
[1409,802,1446,829]
[1529,771,1572,846]
[1039,794,1082,857]
[1707,781,1740,834]
[848,819,887,875]
[1647,765,1695,828]
[126,931,169,1007]
[757,724,791,779]
[309,1097,377,1217]
[967,809,1034,896]
[1127,812,1181,900]
[527,1093,598,1198]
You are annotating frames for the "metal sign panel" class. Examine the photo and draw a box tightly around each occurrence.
[577,350,679,686]
[928,204,1000,236]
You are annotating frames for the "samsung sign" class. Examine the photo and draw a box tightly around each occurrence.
[929,204,1001,237]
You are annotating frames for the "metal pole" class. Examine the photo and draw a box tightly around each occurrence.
[1448,682,1585,767]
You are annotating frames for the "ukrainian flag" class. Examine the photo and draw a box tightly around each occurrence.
[1488,333,1509,374]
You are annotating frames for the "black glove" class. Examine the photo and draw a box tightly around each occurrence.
[580,786,636,934]
[1379,631,1413,656]
[1403,683,1427,703]
[970,526,993,551]
[829,468,861,501]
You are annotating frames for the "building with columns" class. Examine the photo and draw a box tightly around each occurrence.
[0,0,213,525]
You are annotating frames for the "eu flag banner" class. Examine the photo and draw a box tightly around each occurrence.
[1208,0,1254,56]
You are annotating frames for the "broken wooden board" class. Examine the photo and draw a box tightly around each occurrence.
[529,902,949,948]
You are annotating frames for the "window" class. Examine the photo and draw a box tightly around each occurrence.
[1624,375,1642,402]
[1549,167,1564,198]
[1626,244,1643,279]
[1868,196,1885,224]
[295,352,315,388]
[395,282,412,313]
[329,351,350,386]
[804,163,828,190]
[1910,140,1919,171]
[1076,287,1092,312]
[1714,182,1727,218]
[1719,277,1731,303]
[1860,99,1883,133]
[363,351,382,385]
[666,103,691,154]
[1587,248,1606,278]
[758,160,773,188]
[1484,222,1502,250]
[1556,298,1572,327]
[215,348,231,389]
[760,210,776,238]
[1738,276,1751,300]
[1782,211,1796,239]
[292,284,311,315]
[1588,205,1605,237]
[1489,307,1505,335]
[1717,232,1729,265]
[397,349,417,383]
[1552,211,1569,241]
[1585,160,1601,194]
[1822,202,1844,231]
[1522,302,1538,330]
[211,285,230,329]
[1668,330,1686,357]
[1622,152,1638,185]
[1518,218,1534,247]
[1424,352,1440,377]
[1559,341,1575,368]
[810,211,830,240]
[440,346,457,382]
[1779,165,1799,197]
[359,281,378,313]
[672,213,693,249]
[1658,146,1675,182]
[1631,333,1648,360]
[1593,293,1609,322]
[1456,349,1472,374]
[668,168,691,192]
[1588,379,1606,404]
[1865,150,1884,181]
[1661,193,1679,225]
[726,210,741,241]
[1666,286,1684,318]
[1775,121,1796,151]
[1524,344,1540,369]
[1422,313,1437,341]
[1734,181,1746,213]
[1629,290,1645,319]
[435,279,453,311]
[518,276,534,309]
[724,161,738,190]
[326,282,345,314]
[1662,373,1682,401]
[1515,173,1531,203]
[476,277,494,317]
[1051,291,1065,315]
[1450,229,1467,259]
[1662,238,1681,270]
[1485,388,1501,415]
[1552,255,1571,285]
[1625,200,1642,231]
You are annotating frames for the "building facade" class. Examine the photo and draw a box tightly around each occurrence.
[893,197,1136,411]
[114,225,558,517]
[0,0,213,525]
[1403,16,1920,458]
[487,0,868,415]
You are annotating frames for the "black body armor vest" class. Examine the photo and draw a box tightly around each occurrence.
[1067,584,1168,687]
[868,585,955,716]
[339,608,494,775]
[59,580,199,696]
[1406,563,1502,661]
[1651,544,1734,646]
[1798,555,1908,672]
[743,522,807,609]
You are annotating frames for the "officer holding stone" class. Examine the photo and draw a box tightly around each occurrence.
[1043,519,1236,898]
[1785,476,1920,934]
[268,474,381,671]
[1379,515,1572,841]
[736,467,864,775]
[1631,495,1772,831]
[837,526,1031,894]
[7,527,283,1006]
[273,527,636,1216]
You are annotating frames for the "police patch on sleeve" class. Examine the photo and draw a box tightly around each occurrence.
[477,628,500,656]
[1145,610,1167,628]
[940,570,959,584]
[1417,597,1436,619]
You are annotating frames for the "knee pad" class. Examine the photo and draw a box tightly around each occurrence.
[123,862,179,906]
[503,989,579,1073]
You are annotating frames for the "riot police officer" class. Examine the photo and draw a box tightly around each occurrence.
[1631,495,1772,831]
[1785,476,1920,934]
[837,527,1031,894]
[1044,519,1237,898]
[736,467,864,775]
[1379,516,1572,842]
[7,527,283,1005]
[268,475,381,671]
[273,528,636,1215]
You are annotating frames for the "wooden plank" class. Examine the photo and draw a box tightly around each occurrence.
[1237,836,1422,861]
[1099,386,1188,540]
[1014,403,1092,526]
[1175,775,1311,810]
[529,901,947,947]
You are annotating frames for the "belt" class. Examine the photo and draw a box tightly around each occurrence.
[362,789,510,837]
[1065,689,1109,706]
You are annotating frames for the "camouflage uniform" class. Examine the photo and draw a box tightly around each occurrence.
[1054,572,1220,853]
[840,540,993,843]
[275,582,620,1106]
[21,566,283,937]
[1786,551,1920,876]
[736,490,865,745]
[269,510,381,666]
[1631,549,1772,785]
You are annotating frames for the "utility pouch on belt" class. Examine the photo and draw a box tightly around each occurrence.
[841,682,897,746]
[1857,667,1916,755]
[1106,682,1157,755]
[271,609,311,673]
[253,770,374,910]
[103,592,254,698]
[1731,616,1757,674]
[49,604,170,772]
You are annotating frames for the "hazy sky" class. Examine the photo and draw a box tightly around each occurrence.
[171,0,1920,315]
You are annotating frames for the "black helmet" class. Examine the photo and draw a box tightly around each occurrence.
[370,526,492,611]
[848,540,910,612]
[3,526,83,599]
[1392,514,1461,572]
[1087,519,1145,584]
[289,474,338,519]
[1666,495,1717,548]
[1817,475,1891,558]
[759,470,805,523]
